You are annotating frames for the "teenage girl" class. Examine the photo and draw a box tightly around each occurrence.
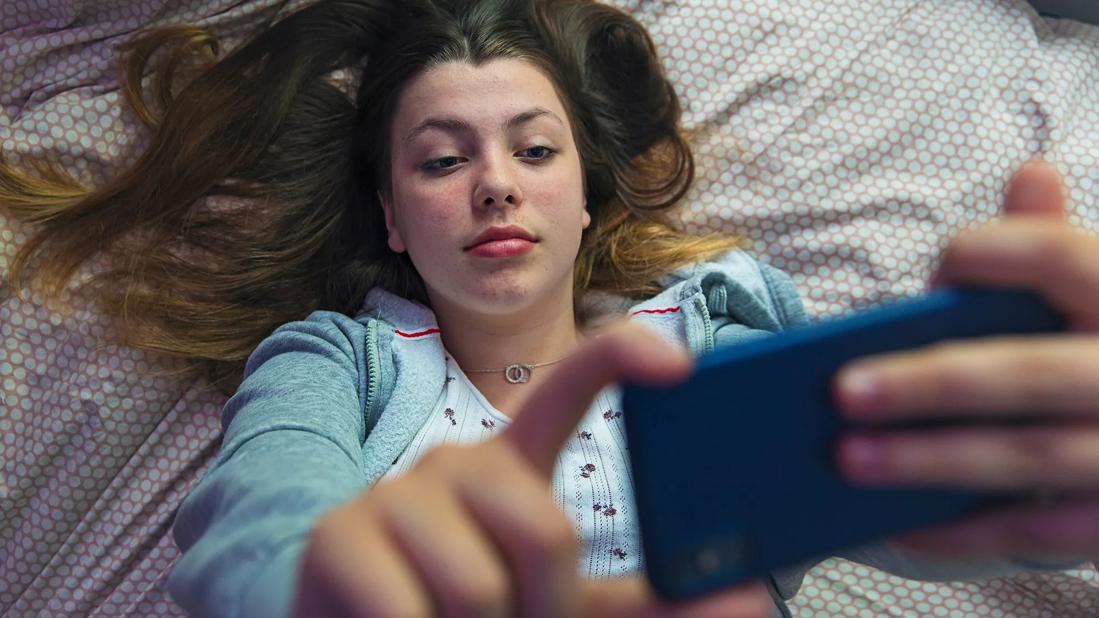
[3,0,1096,616]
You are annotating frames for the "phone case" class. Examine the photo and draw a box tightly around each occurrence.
[622,288,1065,600]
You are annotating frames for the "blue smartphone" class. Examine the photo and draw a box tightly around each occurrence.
[622,287,1066,601]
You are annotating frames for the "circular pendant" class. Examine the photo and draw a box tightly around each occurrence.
[504,364,533,384]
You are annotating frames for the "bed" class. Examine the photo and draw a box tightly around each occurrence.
[2,0,1098,615]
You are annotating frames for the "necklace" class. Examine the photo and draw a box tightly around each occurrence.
[465,356,568,384]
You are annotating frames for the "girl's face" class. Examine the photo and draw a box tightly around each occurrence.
[381,58,589,320]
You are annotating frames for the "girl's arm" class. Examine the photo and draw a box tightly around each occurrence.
[169,314,771,617]
[291,322,771,618]
[168,312,371,618]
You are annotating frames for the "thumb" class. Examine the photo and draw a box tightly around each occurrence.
[500,320,692,478]
[1003,160,1067,220]
[581,576,772,618]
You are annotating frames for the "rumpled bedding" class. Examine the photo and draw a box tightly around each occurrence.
[2,0,1097,615]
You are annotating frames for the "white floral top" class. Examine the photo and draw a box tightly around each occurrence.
[382,353,641,578]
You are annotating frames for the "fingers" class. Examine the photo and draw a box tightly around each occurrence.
[930,159,1099,331]
[931,219,1099,330]
[295,502,432,617]
[297,324,695,618]
[424,444,582,618]
[371,474,512,618]
[835,160,1099,564]
[835,336,1099,420]
[894,497,1099,560]
[1001,160,1067,220]
[581,577,771,618]
[502,320,692,478]
[303,444,584,618]
[835,336,1099,491]
[838,426,1099,490]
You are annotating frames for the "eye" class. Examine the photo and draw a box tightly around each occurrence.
[517,145,556,160]
[422,156,465,171]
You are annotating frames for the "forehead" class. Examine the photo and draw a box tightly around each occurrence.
[392,58,571,134]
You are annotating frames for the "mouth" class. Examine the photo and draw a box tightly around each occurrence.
[464,225,539,259]
[464,225,537,251]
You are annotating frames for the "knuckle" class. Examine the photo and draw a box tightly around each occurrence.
[376,591,432,618]
[368,478,410,505]
[907,344,964,401]
[314,497,367,539]
[1012,359,1060,410]
[447,569,510,616]
[418,444,468,471]
[1039,231,1078,276]
[370,477,442,517]
[518,511,577,557]
[1041,233,1098,296]
[1006,431,1062,475]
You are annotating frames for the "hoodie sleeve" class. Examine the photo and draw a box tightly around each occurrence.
[703,251,810,349]
[167,311,373,618]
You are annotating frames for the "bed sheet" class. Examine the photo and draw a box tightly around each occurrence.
[2,0,1098,616]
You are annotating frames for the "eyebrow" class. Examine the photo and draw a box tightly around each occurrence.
[403,107,565,144]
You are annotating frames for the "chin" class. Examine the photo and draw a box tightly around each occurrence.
[473,280,567,318]
[430,270,572,317]
[471,287,536,314]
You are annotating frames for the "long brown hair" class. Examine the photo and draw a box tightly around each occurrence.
[0,0,740,394]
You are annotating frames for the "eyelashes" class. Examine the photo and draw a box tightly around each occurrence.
[518,145,555,160]
[421,146,558,172]
[423,156,464,171]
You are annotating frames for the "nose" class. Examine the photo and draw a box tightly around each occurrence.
[474,154,523,209]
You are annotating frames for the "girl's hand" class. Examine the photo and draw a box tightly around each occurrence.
[293,321,771,617]
[834,161,1099,560]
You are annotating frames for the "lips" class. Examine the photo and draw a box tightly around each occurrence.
[465,225,537,250]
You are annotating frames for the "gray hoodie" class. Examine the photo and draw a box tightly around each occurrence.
[167,250,1038,618]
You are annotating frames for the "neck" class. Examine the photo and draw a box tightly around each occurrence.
[427,285,584,418]
[432,292,583,378]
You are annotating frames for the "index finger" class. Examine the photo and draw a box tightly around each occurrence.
[500,321,693,478]
[835,335,1099,421]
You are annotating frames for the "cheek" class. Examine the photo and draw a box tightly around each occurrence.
[534,160,587,222]
[397,181,469,238]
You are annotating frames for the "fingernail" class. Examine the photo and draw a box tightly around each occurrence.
[837,368,886,417]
